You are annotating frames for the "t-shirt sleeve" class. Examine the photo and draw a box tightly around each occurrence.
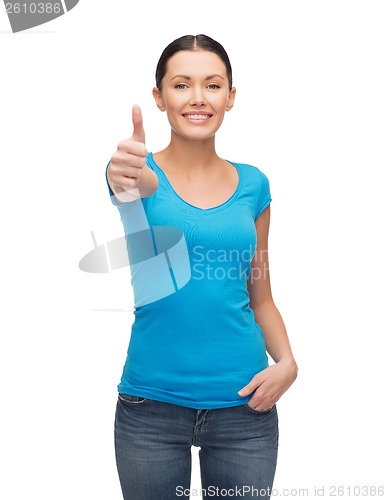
[105,160,121,206]
[254,169,272,220]
[105,160,140,207]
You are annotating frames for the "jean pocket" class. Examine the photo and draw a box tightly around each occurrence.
[244,403,275,415]
[118,393,147,405]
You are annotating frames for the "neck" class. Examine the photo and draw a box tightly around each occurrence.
[157,131,221,176]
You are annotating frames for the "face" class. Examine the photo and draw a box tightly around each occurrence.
[153,50,236,141]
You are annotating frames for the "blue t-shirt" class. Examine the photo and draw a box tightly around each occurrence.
[105,152,272,410]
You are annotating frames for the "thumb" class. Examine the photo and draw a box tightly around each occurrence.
[131,104,146,144]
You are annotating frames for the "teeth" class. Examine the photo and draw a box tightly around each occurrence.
[185,114,210,120]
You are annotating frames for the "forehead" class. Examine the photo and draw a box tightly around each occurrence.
[165,50,227,78]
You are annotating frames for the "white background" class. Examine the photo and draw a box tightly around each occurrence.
[1,1,385,499]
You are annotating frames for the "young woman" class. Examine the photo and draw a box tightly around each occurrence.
[106,34,298,500]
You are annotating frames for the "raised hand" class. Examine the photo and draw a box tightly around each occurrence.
[108,104,151,196]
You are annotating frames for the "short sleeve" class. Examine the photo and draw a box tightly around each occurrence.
[254,170,272,220]
[105,160,121,206]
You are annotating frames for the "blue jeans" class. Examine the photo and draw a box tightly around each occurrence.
[114,393,279,499]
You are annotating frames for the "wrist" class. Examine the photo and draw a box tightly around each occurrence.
[137,165,158,197]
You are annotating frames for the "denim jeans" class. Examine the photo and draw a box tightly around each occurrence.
[114,393,279,499]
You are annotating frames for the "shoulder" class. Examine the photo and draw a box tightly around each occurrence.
[230,160,270,187]
[230,161,272,219]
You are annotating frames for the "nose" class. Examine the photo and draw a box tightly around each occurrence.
[189,86,206,106]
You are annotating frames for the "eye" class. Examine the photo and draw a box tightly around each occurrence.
[175,83,188,90]
[208,84,220,90]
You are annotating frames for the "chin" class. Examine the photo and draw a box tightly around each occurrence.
[173,125,219,141]
[179,131,216,141]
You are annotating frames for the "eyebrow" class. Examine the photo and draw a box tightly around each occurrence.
[170,74,225,81]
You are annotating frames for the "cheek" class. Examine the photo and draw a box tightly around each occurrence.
[208,93,229,111]
[221,93,231,107]
[164,92,186,111]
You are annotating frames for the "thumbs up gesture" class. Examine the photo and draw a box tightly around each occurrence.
[108,105,157,200]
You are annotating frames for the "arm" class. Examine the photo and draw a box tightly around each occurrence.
[248,205,297,366]
[238,205,298,409]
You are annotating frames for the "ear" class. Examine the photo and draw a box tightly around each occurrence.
[152,87,166,112]
[225,87,236,112]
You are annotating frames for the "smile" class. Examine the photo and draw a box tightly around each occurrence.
[183,114,212,120]
[182,113,213,124]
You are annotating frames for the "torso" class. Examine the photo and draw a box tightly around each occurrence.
[115,156,272,409]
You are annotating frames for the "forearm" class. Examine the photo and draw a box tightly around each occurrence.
[253,300,298,370]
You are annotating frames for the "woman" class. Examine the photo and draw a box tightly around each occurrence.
[106,34,298,500]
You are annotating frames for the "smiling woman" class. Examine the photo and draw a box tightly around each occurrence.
[105,33,298,500]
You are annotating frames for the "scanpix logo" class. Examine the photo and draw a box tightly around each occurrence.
[4,0,79,33]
